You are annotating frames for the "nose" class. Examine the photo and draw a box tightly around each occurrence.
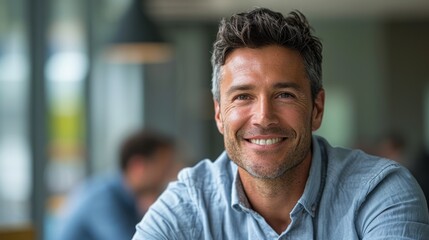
[251,97,279,127]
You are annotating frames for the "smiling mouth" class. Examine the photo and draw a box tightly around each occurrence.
[247,138,285,146]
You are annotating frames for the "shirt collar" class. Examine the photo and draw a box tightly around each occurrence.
[230,159,245,211]
[230,135,324,217]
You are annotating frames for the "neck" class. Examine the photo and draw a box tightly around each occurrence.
[238,153,312,234]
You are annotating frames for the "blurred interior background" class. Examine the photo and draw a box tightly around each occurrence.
[0,0,428,239]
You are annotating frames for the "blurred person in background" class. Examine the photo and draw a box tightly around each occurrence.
[59,129,177,240]
[133,8,429,239]
[375,131,407,166]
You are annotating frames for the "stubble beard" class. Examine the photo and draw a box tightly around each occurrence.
[224,124,312,180]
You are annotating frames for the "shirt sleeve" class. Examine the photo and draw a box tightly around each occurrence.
[60,191,138,240]
[357,164,429,239]
[59,211,89,240]
[132,180,201,240]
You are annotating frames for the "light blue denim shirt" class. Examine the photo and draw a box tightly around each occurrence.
[133,136,429,239]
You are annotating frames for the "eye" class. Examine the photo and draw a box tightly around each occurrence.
[234,94,252,101]
[276,92,295,99]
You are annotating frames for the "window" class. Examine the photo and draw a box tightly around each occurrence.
[0,0,31,226]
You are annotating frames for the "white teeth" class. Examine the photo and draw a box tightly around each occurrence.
[250,138,282,146]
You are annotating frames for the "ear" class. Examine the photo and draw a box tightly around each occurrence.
[214,99,224,135]
[311,89,325,131]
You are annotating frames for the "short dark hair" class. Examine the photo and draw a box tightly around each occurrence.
[119,130,174,171]
[211,8,323,101]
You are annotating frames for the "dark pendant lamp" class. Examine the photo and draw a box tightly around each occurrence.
[106,0,172,63]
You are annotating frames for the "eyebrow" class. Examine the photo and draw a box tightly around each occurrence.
[273,82,302,90]
[225,81,302,96]
[225,84,255,96]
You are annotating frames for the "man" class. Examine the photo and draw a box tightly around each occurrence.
[60,130,176,240]
[133,8,429,239]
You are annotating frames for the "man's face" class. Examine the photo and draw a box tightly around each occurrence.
[214,45,324,179]
[130,147,177,213]
[135,147,176,194]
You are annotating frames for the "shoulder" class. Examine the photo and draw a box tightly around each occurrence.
[320,137,423,205]
[318,137,406,191]
[172,153,234,213]
[134,152,234,239]
[59,175,119,239]
[316,137,429,238]
[63,174,124,222]
[178,152,234,192]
